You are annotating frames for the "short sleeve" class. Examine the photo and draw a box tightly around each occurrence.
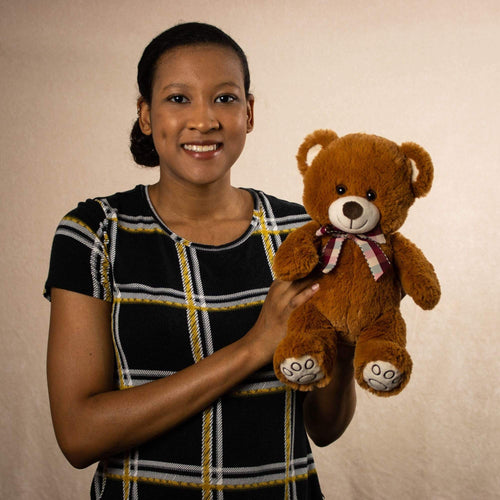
[44,198,113,302]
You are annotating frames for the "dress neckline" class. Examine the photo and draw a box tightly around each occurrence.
[142,185,260,250]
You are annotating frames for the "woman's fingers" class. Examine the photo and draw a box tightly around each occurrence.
[287,281,319,310]
[247,278,320,362]
[269,278,319,312]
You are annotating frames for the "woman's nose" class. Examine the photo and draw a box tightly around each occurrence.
[187,103,220,132]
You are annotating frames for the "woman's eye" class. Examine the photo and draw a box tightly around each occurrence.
[168,95,189,104]
[215,94,236,103]
[336,185,347,195]
[366,189,377,201]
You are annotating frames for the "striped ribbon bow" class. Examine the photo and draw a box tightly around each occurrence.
[315,224,391,281]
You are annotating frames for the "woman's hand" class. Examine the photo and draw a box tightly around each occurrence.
[243,279,320,365]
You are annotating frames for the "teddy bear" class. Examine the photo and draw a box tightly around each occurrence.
[273,129,441,396]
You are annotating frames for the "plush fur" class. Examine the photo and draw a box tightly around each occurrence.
[273,130,440,396]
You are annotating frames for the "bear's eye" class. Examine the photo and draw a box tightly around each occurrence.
[336,185,347,195]
[366,189,377,201]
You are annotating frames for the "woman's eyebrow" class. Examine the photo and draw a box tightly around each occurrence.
[214,81,241,89]
[159,81,242,94]
[159,83,189,93]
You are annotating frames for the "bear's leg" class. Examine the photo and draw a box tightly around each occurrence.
[274,303,336,391]
[354,309,412,397]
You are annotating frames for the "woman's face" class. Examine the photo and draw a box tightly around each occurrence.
[139,44,254,188]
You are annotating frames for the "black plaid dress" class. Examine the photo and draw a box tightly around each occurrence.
[45,185,323,500]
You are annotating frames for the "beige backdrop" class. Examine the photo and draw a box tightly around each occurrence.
[1,0,499,498]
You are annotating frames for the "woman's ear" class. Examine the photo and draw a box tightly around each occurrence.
[246,94,255,133]
[137,98,152,136]
[400,142,434,198]
[296,129,338,176]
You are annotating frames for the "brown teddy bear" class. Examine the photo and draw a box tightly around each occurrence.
[273,130,441,396]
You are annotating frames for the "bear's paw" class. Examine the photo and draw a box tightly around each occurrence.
[363,361,403,392]
[280,355,325,385]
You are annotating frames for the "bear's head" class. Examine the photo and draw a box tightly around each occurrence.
[296,130,434,235]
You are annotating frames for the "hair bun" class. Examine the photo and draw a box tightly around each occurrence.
[130,119,159,167]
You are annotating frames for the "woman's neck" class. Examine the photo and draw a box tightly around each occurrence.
[148,178,254,245]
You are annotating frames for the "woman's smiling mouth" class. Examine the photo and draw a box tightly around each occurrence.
[182,143,221,152]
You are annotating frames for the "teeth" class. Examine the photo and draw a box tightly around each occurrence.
[183,144,218,152]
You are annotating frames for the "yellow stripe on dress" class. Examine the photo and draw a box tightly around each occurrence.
[254,209,276,275]
[202,408,214,500]
[176,241,203,363]
[104,469,318,491]
[114,297,264,311]
[176,241,213,497]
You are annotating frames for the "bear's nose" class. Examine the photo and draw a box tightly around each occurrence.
[343,201,363,220]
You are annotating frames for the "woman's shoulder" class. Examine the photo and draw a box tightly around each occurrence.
[250,189,307,216]
[62,185,147,230]
[249,189,310,231]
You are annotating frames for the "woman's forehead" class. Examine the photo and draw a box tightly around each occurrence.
[153,45,245,88]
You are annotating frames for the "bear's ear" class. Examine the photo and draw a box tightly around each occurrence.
[296,129,339,176]
[400,142,434,198]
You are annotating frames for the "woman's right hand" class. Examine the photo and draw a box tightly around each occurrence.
[244,278,320,365]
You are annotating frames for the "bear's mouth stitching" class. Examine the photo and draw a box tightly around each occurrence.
[350,219,369,230]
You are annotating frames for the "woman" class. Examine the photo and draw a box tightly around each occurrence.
[45,22,356,499]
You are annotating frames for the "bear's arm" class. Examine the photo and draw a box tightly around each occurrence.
[391,232,441,310]
[273,220,321,281]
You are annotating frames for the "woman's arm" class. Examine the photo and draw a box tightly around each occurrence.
[47,279,319,469]
[302,342,356,447]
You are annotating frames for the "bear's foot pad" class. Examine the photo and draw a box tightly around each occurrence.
[363,361,402,392]
[280,355,325,385]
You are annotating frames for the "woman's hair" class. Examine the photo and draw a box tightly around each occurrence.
[130,22,251,167]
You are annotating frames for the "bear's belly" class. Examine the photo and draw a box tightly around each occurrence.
[310,243,400,339]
